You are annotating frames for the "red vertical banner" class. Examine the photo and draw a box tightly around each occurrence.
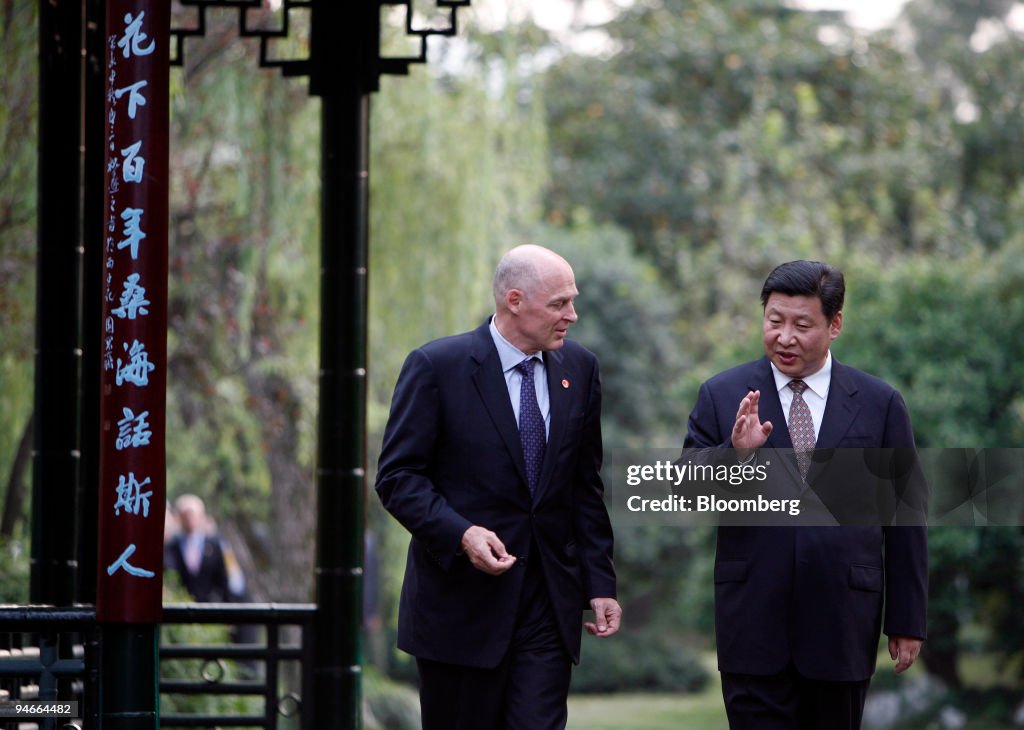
[97,1,170,623]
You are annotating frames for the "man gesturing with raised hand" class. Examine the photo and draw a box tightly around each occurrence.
[682,260,927,730]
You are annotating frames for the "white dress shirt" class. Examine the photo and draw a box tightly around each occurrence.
[770,351,832,443]
[489,317,551,438]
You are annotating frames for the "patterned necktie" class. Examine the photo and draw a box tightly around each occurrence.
[788,380,815,479]
[516,358,546,493]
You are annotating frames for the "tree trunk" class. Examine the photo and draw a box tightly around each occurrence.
[245,371,315,603]
[1,413,33,538]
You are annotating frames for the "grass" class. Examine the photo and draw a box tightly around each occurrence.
[364,647,1019,724]
[567,653,729,730]
[565,649,1024,730]
[959,652,1023,689]
[567,692,729,730]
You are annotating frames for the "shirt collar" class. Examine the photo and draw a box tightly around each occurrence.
[489,316,539,373]
[770,350,832,400]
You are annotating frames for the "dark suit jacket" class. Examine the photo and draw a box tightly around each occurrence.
[375,320,616,668]
[164,533,236,603]
[683,356,928,682]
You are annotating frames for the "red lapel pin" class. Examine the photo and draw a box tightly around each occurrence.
[561,379,569,389]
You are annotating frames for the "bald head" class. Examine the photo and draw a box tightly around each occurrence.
[175,494,208,535]
[493,245,570,305]
[492,244,579,354]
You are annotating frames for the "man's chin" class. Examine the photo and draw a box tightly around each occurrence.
[770,356,801,376]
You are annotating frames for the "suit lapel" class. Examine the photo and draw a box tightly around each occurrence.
[816,360,859,448]
[469,324,530,491]
[803,359,860,487]
[536,348,572,502]
[751,358,791,449]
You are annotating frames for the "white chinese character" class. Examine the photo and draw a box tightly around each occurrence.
[114,80,148,120]
[106,544,155,579]
[112,273,150,320]
[115,339,156,387]
[117,12,156,59]
[114,471,153,516]
[117,207,146,259]
[121,140,145,183]
[116,408,152,451]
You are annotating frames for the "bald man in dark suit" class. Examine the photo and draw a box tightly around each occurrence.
[376,244,621,730]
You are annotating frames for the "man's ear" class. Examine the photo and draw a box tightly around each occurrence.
[830,311,843,340]
[505,288,523,314]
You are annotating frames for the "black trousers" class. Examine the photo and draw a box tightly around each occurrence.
[416,557,572,730]
[721,664,871,730]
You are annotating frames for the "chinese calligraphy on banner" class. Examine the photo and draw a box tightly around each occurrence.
[98,1,170,623]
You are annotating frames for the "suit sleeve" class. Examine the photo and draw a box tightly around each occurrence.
[573,357,617,601]
[375,349,472,572]
[678,381,745,482]
[683,381,732,449]
[882,389,929,640]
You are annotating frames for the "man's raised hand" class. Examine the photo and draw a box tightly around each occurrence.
[732,389,773,461]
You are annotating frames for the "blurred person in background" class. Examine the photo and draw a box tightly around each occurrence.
[165,494,248,603]
[165,493,258,657]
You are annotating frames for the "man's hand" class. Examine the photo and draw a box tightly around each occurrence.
[732,389,773,461]
[888,635,923,674]
[585,597,622,638]
[461,525,516,576]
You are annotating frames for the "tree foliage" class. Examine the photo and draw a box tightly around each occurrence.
[164,11,322,600]
[542,0,978,377]
[836,245,1024,690]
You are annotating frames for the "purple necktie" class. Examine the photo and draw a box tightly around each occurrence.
[788,380,815,479]
[516,358,546,493]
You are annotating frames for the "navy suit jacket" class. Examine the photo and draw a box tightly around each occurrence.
[375,320,616,668]
[683,356,928,681]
